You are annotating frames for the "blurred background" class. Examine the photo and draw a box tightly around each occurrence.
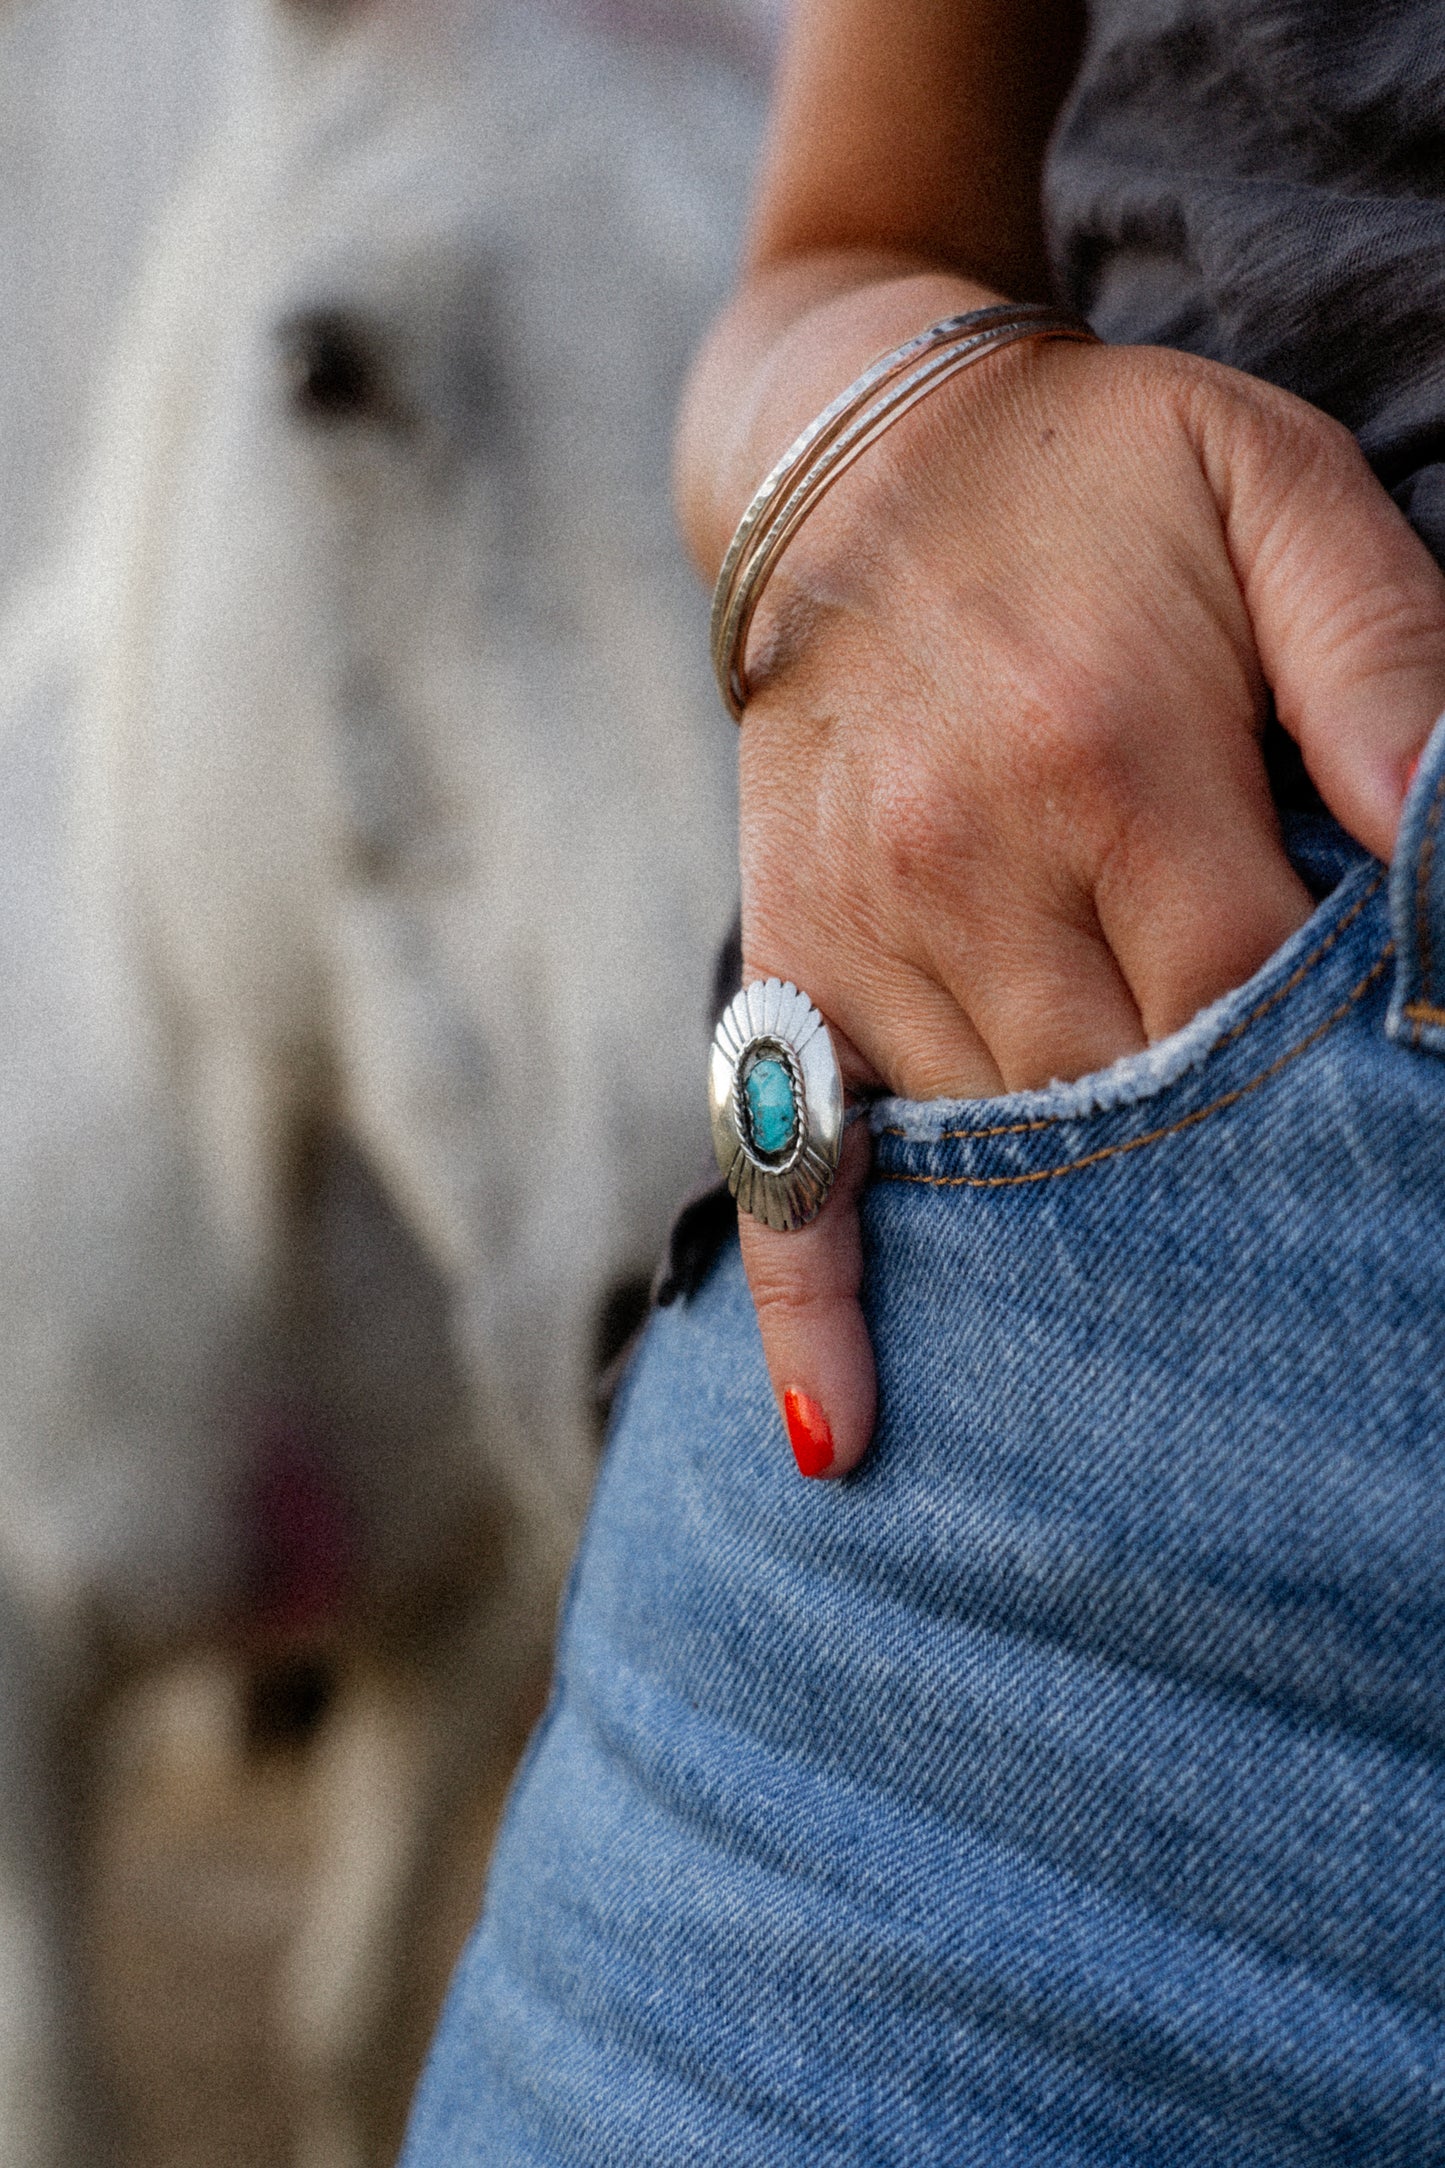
[0,1,773,2161]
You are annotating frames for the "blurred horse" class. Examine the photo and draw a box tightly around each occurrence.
[0,0,244,605]
[0,0,763,2156]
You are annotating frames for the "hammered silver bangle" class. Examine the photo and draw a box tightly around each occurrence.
[709,302,1098,721]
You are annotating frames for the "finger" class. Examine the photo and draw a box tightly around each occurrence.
[1202,384,1445,860]
[833,958,1006,1100]
[747,935,1007,1100]
[738,1116,875,1479]
[922,901,1147,1092]
[1091,747,1315,1042]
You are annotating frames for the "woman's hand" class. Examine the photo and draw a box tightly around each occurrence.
[675,0,1445,1479]
[691,313,1445,1478]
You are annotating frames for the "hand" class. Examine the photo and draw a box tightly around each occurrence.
[733,332,1445,1476]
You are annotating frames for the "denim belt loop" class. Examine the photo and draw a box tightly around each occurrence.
[1386,706,1445,1054]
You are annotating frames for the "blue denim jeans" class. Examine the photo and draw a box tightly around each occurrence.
[403,729,1445,2165]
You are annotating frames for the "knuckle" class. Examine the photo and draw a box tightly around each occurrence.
[743,1206,862,1325]
[875,761,966,890]
[746,1256,828,1329]
[1014,677,1134,803]
[1159,346,1345,479]
[1261,400,1360,505]
[1215,370,1365,511]
[1102,343,1237,449]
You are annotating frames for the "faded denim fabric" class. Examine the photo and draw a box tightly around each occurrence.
[401,725,1445,2164]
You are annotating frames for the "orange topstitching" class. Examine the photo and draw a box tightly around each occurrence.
[878,947,1392,1192]
[880,869,1387,1146]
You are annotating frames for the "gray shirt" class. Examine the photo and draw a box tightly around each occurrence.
[1046,0,1445,565]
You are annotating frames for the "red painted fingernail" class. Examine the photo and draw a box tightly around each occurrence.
[783,1388,834,1478]
[1406,754,1422,791]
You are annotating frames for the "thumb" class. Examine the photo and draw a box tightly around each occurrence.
[1202,380,1445,859]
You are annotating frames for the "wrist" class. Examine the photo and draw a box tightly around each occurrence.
[709,301,1097,719]
[675,252,1005,576]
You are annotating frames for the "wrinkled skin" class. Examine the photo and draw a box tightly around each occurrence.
[677,1,1445,1476]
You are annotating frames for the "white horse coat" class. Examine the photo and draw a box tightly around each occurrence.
[0,1,762,2155]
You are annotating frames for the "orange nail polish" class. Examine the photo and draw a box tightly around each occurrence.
[784,1388,834,1478]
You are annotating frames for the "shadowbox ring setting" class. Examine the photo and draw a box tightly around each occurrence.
[710,980,845,1231]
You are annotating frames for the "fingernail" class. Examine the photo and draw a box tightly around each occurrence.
[1406,753,1422,793]
[783,1388,834,1478]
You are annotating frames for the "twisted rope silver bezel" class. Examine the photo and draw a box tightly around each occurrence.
[731,1037,808,1178]
[709,980,845,1231]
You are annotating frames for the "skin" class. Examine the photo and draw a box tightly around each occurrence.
[675,0,1445,1477]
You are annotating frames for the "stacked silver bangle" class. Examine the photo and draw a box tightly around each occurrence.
[709,302,1098,722]
[707,301,1099,1231]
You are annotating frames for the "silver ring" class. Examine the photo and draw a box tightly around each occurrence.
[709,979,845,1231]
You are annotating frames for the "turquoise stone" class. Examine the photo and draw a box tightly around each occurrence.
[744,1056,797,1157]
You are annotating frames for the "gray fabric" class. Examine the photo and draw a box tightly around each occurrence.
[1046,0,1445,564]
